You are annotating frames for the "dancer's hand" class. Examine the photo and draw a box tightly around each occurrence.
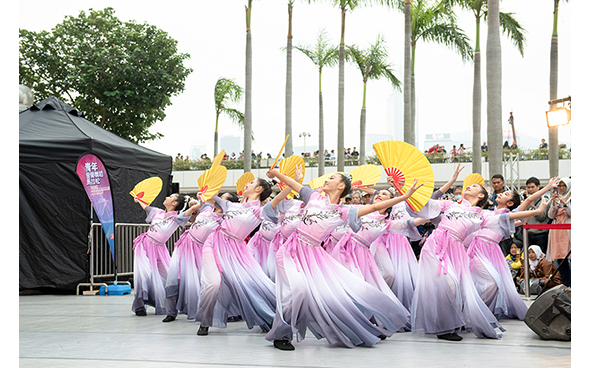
[402,179,423,199]
[294,164,304,183]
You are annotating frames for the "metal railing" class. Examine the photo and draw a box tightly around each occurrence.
[77,223,184,294]
[522,223,571,298]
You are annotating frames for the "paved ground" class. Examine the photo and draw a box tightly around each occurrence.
[18,293,573,368]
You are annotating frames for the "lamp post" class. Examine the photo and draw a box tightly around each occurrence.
[546,96,570,177]
[299,132,311,155]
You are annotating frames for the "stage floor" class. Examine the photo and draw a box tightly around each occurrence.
[19,293,572,368]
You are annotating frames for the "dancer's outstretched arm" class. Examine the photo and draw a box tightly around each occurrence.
[357,179,423,218]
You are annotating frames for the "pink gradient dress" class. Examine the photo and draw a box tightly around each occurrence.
[247,213,280,279]
[467,208,528,320]
[370,202,421,311]
[196,197,276,331]
[164,202,222,319]
[411,200,505,339]
[132,206,190,315]
[267,199,305,282]
[265,188,411,348]
[323,223,349,254]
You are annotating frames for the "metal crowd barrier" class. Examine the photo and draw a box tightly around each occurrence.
[77,223,184,295]
[522,223,571,298]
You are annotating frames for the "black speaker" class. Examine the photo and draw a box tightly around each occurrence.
[524,285,571,341]
[171,182,180,194]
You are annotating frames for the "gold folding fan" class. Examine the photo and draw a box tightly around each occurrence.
[349,164,382,188]
[236,172,255,197]
[197,165,227,202]
[212,149,226,167]
[278,155,305,199]
[372,140,434,212]
[130,177,163,205]
[462,173,485,194]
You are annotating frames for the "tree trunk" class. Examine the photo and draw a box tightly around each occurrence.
[337,7,346,172]
[359,85,367,166]
[410,43,416,147]
[472,17,482,174]
[403,0,413,145]
[318,71,325,176]
[244,4,253,172]
[285,2,294,157]
[549,1,559,178]
[214,113,220,157]
[486,0,503,182]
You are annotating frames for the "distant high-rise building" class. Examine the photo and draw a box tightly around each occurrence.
[386,90,418,146]
[220,135,242,156]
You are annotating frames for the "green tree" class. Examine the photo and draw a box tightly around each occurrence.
[346,36,401,164]
[444,0,526,175]
[19,7,192,143]
[407,1,473,153]
[214,78,245,157]
[294,29,339,176]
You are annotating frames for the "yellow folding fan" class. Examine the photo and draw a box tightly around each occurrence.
[130,177,163,205]
[197,165,227,202]
[349,164,382,188]
[212,149,226,167]
[236,172,255,197]
[462,173,485,194]
[278,155,305,199]
[372,140,434,212]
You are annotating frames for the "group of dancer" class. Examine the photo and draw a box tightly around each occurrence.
[130,163,559,350]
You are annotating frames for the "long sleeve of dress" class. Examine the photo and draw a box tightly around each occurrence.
[211,195,231,213]
[262,201,280,224]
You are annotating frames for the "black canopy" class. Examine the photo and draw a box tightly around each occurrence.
[20,96,173,292]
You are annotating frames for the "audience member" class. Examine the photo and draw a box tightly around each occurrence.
[481,141,488,152]
[518,245,561,295]
[539,139,548,149]
[525,176,551,253]
[505,241,523,288]
[547,177,571,287]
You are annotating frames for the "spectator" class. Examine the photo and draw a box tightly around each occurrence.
[267,153,272,159]
[251,150,256,158]
[175,153,182,162]
[329,150,336,166]
[344,196,352,205]
[450,145,458,162]
[452,186,462,202]
[481,141,488,152]
[345,148,351,159]
[490,174,506,209]
[361,192,371,205]
[539,138,548,149]
[350,191,361,205]
[503,141,510,150]
[525,177,551,253]
[518,245,561,295]
[505,241,523,287]
[351,147,359,160]
[439,145,447,154]
[458,143,467,154]
[547,177,571,287]
[510,140,518,150]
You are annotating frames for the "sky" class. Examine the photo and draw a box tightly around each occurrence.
[18,0,576,159]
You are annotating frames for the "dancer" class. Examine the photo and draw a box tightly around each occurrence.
[411,183,504,341]
[330,187,425,316]
[267,197,306,282]
[131,193,195,316]
[195,171,299,336]
[265,168,421,350]
[467,178,556,320]
[162,192,238,322]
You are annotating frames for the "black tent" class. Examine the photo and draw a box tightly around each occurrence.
[20,97,173,292]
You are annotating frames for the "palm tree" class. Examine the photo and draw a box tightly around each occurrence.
[213,78,245,157]
[443,0,526,175]
[549,0,568,177]
[346,36,401,165]
[308,1,394,171]
[285,1,295,158]
[487,0,502,181]
[407,1,473,154]
[294,29,339,176]
[244,0,254,172]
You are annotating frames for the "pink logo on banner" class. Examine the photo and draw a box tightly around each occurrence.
[76,154,115,262]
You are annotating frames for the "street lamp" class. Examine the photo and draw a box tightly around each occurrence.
[299,132,311,155]
[546,96,571,128]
